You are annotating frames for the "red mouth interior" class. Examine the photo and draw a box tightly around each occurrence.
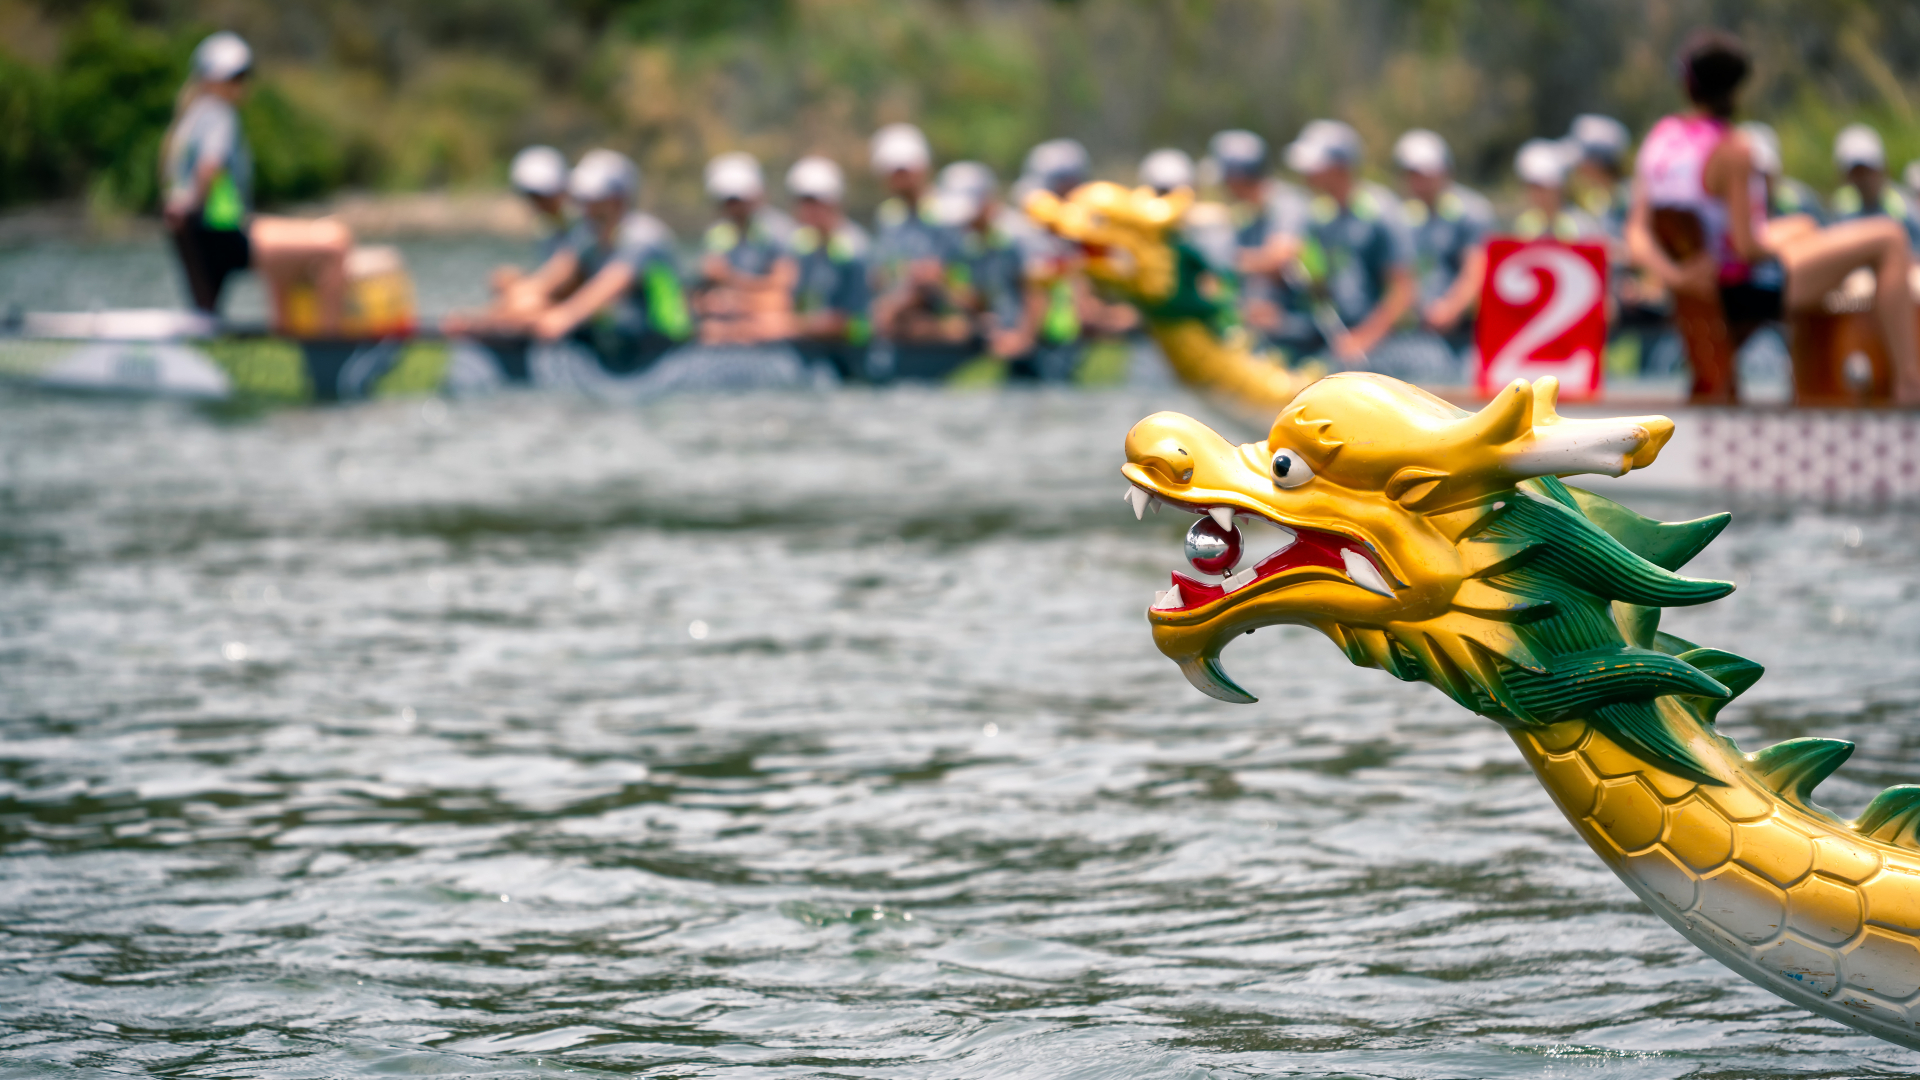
[1141,489,1388,614]
[1167,523,1354,610]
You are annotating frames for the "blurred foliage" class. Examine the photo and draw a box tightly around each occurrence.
[0,0,1917,225]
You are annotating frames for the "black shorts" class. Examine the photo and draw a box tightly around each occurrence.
[1719,280,1784,326]
[172,217,251,315]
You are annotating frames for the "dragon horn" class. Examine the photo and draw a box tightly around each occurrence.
[1458,377,1675,482]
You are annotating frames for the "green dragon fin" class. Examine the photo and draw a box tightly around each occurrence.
[1592,698,1723,787]
[1485,490,1732,608]
[1673,648,1764,723]
[1506,647,1730,725]
[1749,738,1855,809]
[1854,786,1920,849]
[1562,485,1732,571]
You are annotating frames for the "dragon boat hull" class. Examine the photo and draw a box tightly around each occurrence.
[0,329,826,404]
[1516,722,1920,1050]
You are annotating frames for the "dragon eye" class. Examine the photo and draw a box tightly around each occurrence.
[1271,448,1314,488]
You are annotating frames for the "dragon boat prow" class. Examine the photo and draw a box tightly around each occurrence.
[1120,371,1920,1050]
[1025,181,1312,430]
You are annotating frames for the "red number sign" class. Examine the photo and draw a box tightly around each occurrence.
[1475,238,1608,398]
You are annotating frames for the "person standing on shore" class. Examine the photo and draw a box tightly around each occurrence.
[162,31,355,335]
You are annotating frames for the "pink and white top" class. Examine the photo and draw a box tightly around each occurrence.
[1636,114,1769,285]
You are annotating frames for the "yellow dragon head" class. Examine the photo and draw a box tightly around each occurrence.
[1024,182,1205,316]
[1124,372,1752,783]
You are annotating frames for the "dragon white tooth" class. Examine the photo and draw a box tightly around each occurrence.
[1222,567,1256,593]
[1209,506,1234,531]
[1122,487,1134,503]
[1342,549,1395,597]
[1151,584,1185,610]
[1126,487,1150,520]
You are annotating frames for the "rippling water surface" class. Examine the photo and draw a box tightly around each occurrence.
[7,377,1920,1079]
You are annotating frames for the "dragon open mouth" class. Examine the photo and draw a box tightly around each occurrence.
[1123,483,1397,617]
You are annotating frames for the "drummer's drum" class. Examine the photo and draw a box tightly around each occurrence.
[1786,268,1916,407]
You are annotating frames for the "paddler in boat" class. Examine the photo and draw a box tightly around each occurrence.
[1510,138,1607,242]
[934,161,1032,371]
[442,146,575,339]
[782,155,873,382]
[1281,121,1439,380]
[694,152,796,345]
[1391,128,1493,365]
[162,31,354,336]
[868,123,965,366]
[497,145,573,291]
[1830,124,1920,254]
[1209,128,1309,352]
[1740,122,1827,224]
[1625,30,1920,402]
[512,149,693,373]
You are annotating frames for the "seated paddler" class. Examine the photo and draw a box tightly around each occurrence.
[781,155,873,381]
[498,149,690,372]
[694,152,797,346]
[1279,120,1454,382]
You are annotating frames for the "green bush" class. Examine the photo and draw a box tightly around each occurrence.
[0,51,60,205]
[51,8,190,213]
[243,82,346,206]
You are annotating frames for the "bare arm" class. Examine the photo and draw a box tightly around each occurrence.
[533,260,635,341]
[1425,244,1487,331]
[1709,135,1769,264]
[1343,265,1416,357]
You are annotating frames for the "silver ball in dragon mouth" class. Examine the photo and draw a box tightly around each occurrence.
[1184,516,1241,575]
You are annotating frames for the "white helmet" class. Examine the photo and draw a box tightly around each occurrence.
[1025,138,1091,188]
[1286,120,1362,174]
[870,123,932,174]
[1514,138,1577,188]
[192,32,252,83]
[1391,129,1451,176]
[509,146,568,197]
[1835,124,1886,171]
[785,156,845,204]
[705,151,764,201]
[1138,148,1195,193]
[1567,114,1631,168]
[568,149,639,202]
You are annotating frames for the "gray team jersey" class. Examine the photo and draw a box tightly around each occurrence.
[1403,184,1494,306]
[1231,180,1310,250]
[790,220,872,324]
[563,212,690,340]
[703,206,797,278]
[1296,180,1416,329]
[871,196,950,290]
[165,95,253,225]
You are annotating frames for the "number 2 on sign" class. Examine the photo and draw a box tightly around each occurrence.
[1476,240,1608,397]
